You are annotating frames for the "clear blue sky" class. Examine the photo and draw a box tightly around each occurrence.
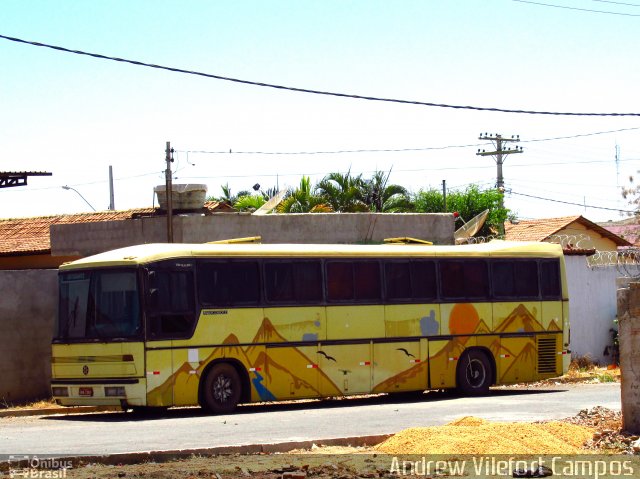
[2,0,639,222]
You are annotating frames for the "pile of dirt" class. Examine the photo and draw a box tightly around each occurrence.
[559,406,640,454]
[375,417,594,455]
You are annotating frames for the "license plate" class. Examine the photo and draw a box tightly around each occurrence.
[79,387,93,397]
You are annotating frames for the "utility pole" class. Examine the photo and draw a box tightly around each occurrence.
[442,180,447,212]
[165,141,174,243]
[108,166,115,211]
[476,133,523,207]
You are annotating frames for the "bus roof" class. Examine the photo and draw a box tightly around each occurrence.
[59,241,564,270]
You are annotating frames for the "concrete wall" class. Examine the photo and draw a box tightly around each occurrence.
[565,255,619,364]
[51,212,454,257]
[0,269,57,404]
[616,284,640,434]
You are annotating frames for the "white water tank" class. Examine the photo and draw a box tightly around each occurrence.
[154,184,208,210]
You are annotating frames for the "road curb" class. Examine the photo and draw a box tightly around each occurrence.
[0,406,121,418]
[0,435,392,469]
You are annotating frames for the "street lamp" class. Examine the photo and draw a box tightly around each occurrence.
[62,185,96,212]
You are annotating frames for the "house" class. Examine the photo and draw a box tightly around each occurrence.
[504,215,632,251]
[600,217,640,247]
[0,201,235,270]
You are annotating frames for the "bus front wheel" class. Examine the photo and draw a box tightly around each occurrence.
[456,350,492,396]
[202,363,242,414]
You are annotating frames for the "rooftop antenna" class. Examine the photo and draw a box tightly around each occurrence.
[454,209,490,245]
[253,189,287,215]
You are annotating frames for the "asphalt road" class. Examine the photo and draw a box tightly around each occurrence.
[0,383,620,456]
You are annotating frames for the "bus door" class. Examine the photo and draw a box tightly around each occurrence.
[144,261,197,407]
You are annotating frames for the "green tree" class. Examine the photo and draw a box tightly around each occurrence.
[277,176,332,213]
[207,183,250,207]
[361,170,412,212]
[414,185,509,237]
[233,194,266,212]
[315,170,368,212]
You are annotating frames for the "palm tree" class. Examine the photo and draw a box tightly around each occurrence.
[207,183,252,207]
[315,170,368,212]
[277,176,332,213]
[361,169,412,212]
[233,194,266,212]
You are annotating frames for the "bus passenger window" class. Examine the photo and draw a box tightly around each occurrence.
[293,261,322,301]
[266,261,323,303]
[515,261,539,297]
[440,260,489,300]
[354,261,381,300]
[411,261,437,300]
[327,262,354,301]
[492,262,516,298]
[540,260,561,299]
[265,263,294,302]
[385,262,411,300]
[198,262,260,306]
[147,268,195,338]
[465,261,489,298]
[440,261,464,298]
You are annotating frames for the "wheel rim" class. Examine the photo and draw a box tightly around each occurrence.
[212,374,233,403]
[465,358,487,388]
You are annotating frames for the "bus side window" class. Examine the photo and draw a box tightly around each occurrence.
[147,268,195,339]
[327,261,380,302]
[327,262,353,301]
[354,261,381,300]
[385,262,411,300]
[440,260,489,300]
[198,261,260,307]
[266,261,322,303]
[540,260,561,299]
[411,260,437,300]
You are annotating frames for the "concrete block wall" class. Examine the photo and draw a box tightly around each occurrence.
[51,212,454,257]
[617,283,640,434]
[0,269,58,404]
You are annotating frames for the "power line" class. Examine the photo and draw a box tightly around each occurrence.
[513,0,640,16]
[593,0,640,7]
[1,33,640,117]
[522,126,640,143]
[4,171,162,192]
[178,143,488,156]
[179,127,640,157]
[510,190,636,213]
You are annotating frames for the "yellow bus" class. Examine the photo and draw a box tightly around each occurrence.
[51,241,569,413]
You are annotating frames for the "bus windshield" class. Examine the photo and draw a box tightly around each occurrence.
[57,269,142,340]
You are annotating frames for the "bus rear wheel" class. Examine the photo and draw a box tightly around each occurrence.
[202,363,242,414]
[456,350,492,396]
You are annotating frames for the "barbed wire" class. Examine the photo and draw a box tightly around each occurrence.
[456,234,505,244]
[547,234,595,250]
[587,249,640,278]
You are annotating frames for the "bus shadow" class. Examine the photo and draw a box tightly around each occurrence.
[43,387,564,423]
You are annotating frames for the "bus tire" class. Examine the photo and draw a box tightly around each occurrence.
[456,350,492,396]
[202,363,242,414]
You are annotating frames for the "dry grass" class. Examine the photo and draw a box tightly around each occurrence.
[564,357,620,383]
[0,397,60,410]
